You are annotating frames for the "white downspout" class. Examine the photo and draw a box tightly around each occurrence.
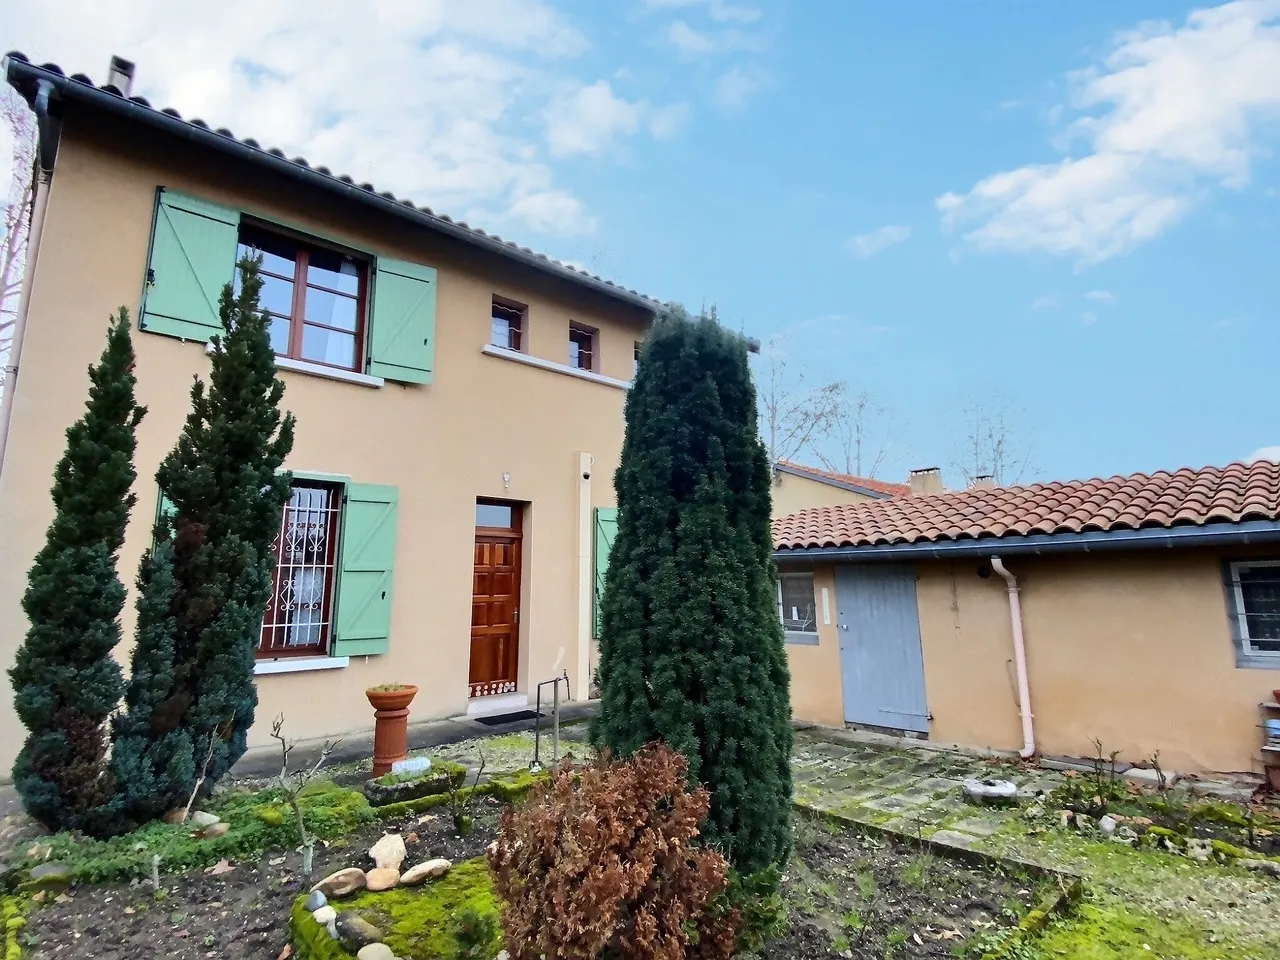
[990,556,1035,759]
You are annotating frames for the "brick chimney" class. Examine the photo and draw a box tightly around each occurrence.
[105,56,136,97]
[908,467,944,497]
[970,474,996,490]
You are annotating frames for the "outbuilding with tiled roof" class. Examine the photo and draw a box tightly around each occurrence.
[773,460,1280,783]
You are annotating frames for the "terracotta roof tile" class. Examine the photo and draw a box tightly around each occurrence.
[773,460,1280,551]
[774,459,910,499]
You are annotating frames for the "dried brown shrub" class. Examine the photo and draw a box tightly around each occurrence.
[488,742,738,960]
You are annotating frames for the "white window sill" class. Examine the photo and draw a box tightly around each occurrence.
[205,342,384,388]
[481,343,631,390]
[254,655,350,676]
[785,631,820,646]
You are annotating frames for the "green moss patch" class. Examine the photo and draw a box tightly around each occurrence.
[26,781,373,885]
[1033,899,1263,960]
[2,896,28,960]
[338,858,501,959]
[373,771,548,821]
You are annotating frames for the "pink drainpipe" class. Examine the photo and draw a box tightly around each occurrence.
[990,556,1036,759]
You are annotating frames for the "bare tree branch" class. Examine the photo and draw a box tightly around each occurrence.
[753,337,845,467]
[1,87,37,394]
[815,389,906,479]
[271,713,340,876]
[951,395,1036,486]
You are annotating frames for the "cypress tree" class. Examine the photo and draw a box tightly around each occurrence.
[592,306,793,874]
[9,309,146,832]
[111,256,295,825]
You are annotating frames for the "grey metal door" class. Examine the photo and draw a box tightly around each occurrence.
[834,564,930,733]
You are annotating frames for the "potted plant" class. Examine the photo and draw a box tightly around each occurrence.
[366,683,419,776]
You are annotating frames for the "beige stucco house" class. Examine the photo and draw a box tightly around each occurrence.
[0,54,652,777]
[770,459,909,518]
[774,461,1280,776]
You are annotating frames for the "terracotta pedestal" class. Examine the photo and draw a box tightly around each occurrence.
[366,685,419,776]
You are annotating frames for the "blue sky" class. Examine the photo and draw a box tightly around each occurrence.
[7,0,1280,483]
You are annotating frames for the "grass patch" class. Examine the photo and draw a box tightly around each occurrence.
[22,781,373,885]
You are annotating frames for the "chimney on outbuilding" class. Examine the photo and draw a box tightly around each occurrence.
[970,474,996,490]
[908,467,944,497]
[105,55,136,97]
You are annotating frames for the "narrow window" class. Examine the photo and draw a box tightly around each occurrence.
[236,225,368,372]
[569,323,597,371]
[633,340,642,377]
[260,482,343,658]
[491,298,525,352]
[1230,561,1280,657]
[778,572,819,642]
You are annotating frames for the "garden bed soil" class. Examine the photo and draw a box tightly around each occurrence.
[758,817,1046,960]
[17,797,503,960]
[19,795,1043,960]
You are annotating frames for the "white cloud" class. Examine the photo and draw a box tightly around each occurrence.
[1031,293,1060,310]
[938,1,1280,263]
[847,225,912,259]
[545,81,641,156]
[645,0,762,24]
[666,20,717,56]
[1085,289,1117,303]
[714,66,763,111]
[1080,310,1099,326]
[3,0,687,240]
[544,80,688,156]
[1249,446,1280,462]
[648,101,693,140]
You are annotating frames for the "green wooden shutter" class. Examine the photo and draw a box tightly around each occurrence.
[141,189,240,342]
[334,483,400,657]
[594,507,618,638]
[368,258,437,384]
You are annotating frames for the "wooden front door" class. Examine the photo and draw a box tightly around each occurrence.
[470,502,523,698]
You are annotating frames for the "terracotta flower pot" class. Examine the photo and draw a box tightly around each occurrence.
[366,685,418,776]
[1272,688,1280,706]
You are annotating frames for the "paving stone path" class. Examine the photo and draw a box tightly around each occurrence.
[791,726,1064,855]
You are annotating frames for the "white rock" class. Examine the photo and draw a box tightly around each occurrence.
[1112,826,1138,846]
[963,778,1018,803]
[391,756,432,776]
[366,867,400,892]
[401,858,452,885]
[313,867,367,898]
[368,833,407,871]
[188,810,221,828]
[313,905,337,928]
[1187,838,1214,862]
[1099,815,1118,836]
[357,944,396,960]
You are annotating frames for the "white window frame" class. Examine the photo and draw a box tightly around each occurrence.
[1229,560,1280,660]
[778,572,819,645]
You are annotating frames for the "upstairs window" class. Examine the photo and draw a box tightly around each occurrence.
[569,323,597,371]
[633,340,642,377]
[236,225,368,372]
[491,298,525,352]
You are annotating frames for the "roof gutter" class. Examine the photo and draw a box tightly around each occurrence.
[1,56,660,316]
[774,518,1280,563]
